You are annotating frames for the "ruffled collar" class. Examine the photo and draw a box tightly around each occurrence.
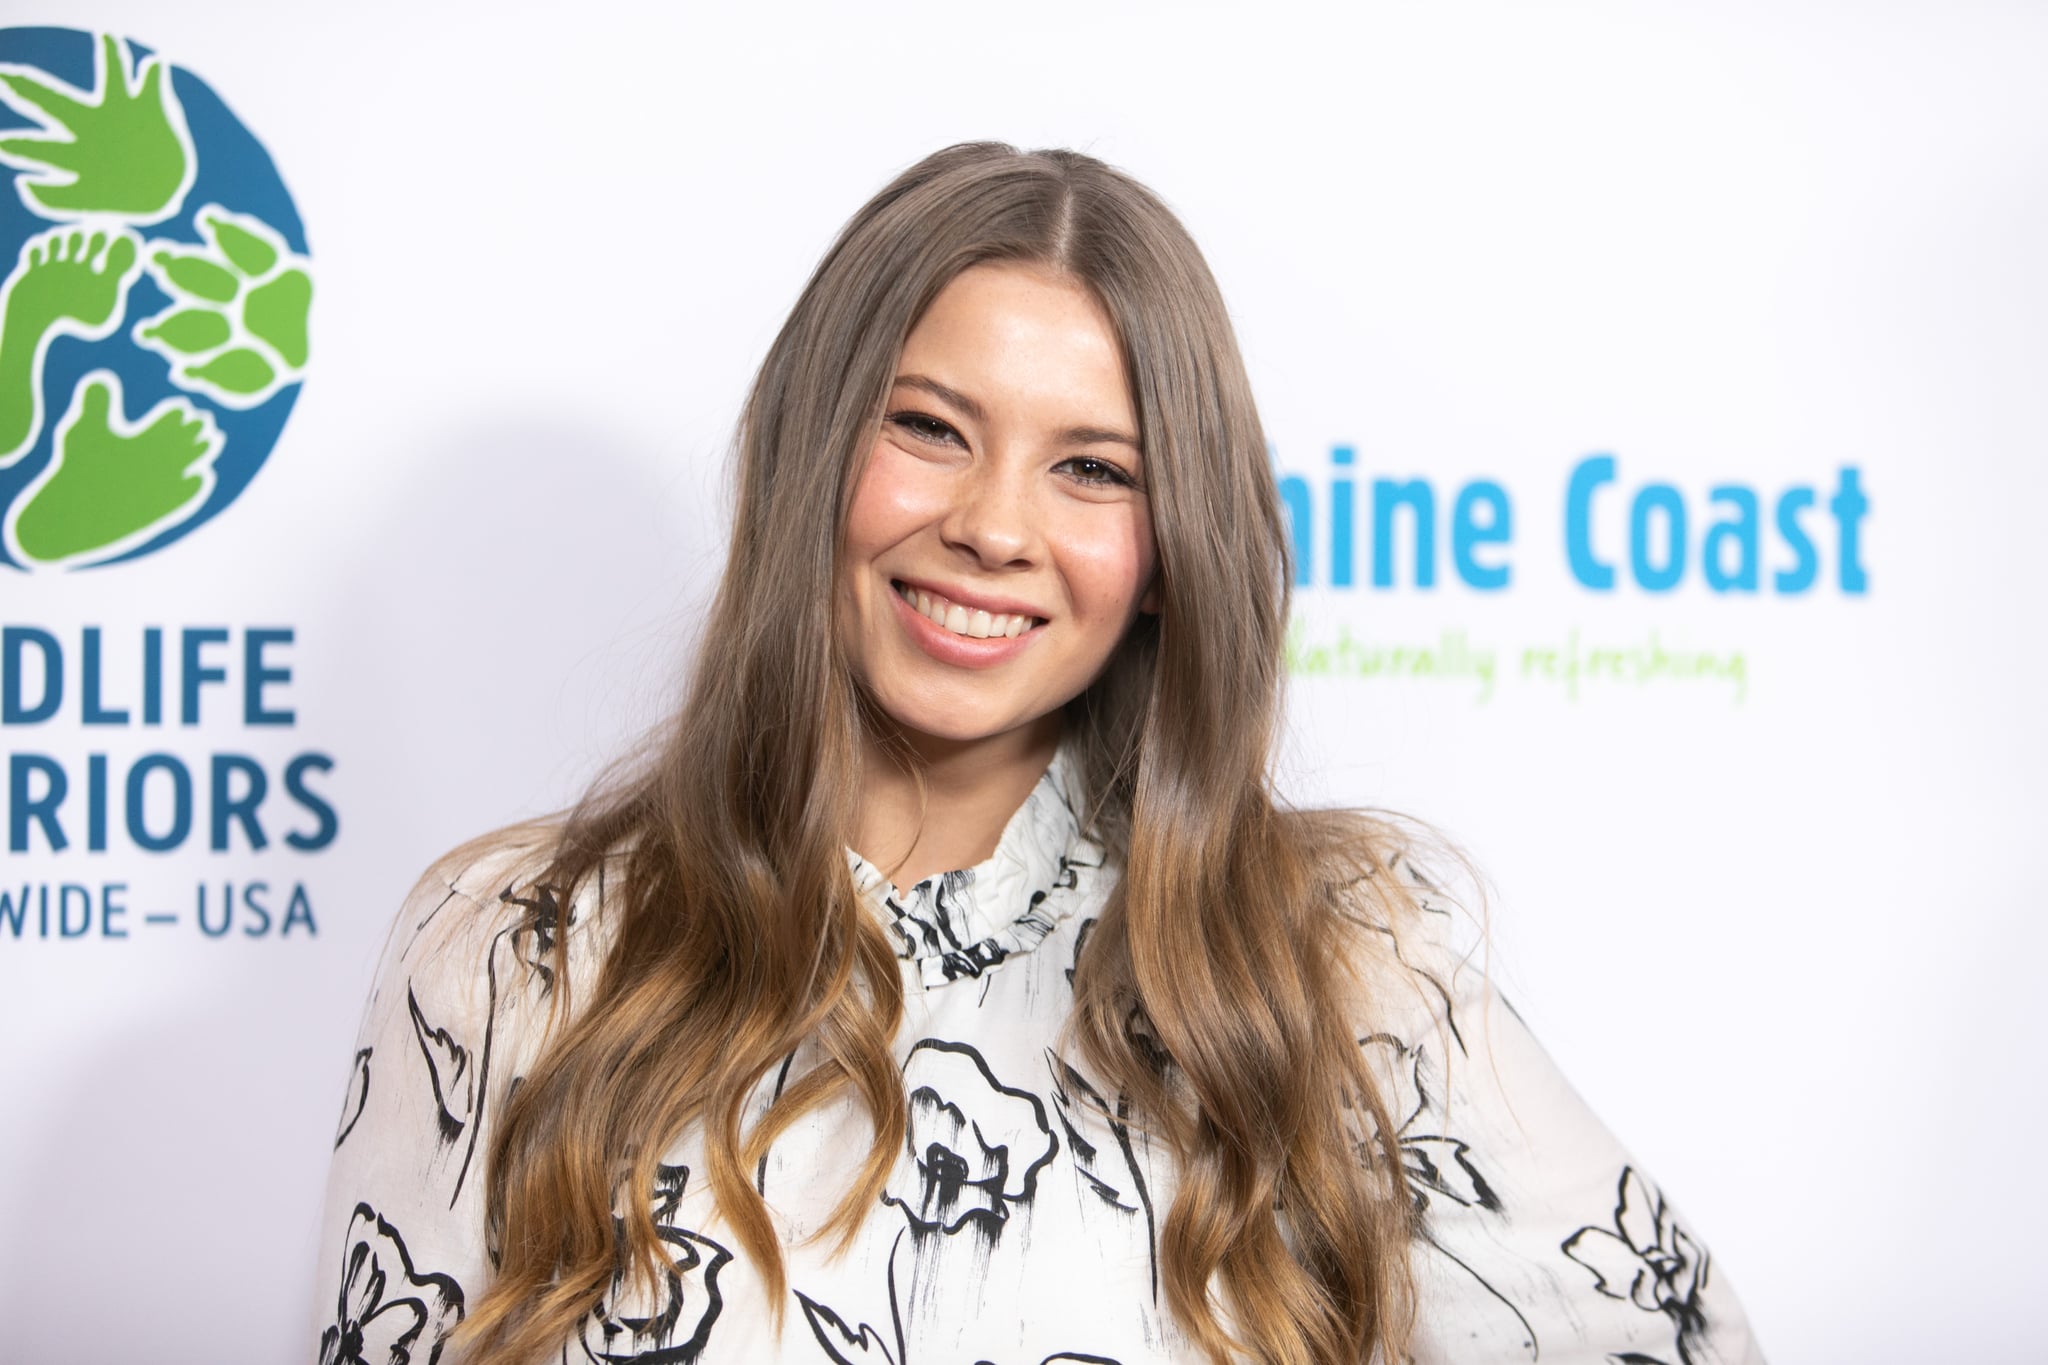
[846,749,1102,989]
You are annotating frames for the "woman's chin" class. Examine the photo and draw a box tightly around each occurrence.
[868,698,1063,754]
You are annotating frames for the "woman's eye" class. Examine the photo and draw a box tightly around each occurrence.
[1060,456,1137,489]
[887,411,959,444]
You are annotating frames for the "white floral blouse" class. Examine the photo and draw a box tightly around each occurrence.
[317,753,1765,1364]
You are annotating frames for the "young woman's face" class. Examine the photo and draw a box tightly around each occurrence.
[839,262,1158,751]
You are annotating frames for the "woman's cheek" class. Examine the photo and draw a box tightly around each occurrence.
[844,443,905,554]
[849,441,956,551]
[1063,509,1157,625]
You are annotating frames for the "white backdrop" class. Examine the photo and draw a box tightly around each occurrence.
[2,3,2044,1362]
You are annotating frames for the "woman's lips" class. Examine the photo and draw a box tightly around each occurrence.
[888,580,1044,666]
[894,580,1042,639]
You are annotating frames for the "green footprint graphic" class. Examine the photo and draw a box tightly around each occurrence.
[0,33,195,222]
[0,226,142,467]
[133,205,311,408]
[8,371,221,567]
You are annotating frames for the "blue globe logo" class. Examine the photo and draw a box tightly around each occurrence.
[0,26,310,570]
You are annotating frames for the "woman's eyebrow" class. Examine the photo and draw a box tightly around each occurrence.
[893,373,1140,449]
[894,373,985,423]
[1061,424,1141,450]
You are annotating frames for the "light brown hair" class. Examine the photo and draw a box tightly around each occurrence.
[459,142,1420,1364]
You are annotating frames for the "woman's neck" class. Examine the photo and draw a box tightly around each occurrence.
[853,712,1063,889]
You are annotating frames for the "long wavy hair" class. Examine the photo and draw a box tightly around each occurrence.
[458,142,1420,1364]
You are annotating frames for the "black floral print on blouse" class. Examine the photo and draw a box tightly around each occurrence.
[1565,1165,1715,1365]
[317,753,1765,1364]
[320,1204,464,1365]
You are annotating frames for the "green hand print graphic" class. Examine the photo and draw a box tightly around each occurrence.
[135,206,312,407]
[7,372,220,566]
[0,225,142,467]
[0,33,194,222]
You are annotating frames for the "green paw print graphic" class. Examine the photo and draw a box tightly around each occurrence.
[5,370,221,567]
[133,204,311,408]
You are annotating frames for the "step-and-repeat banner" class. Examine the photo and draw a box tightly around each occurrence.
[2,7,2041,1362]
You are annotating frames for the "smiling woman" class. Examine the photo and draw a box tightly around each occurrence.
[316,143,1765,1365]
[843,264,1160,885]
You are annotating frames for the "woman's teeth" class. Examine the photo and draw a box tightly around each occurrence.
[897,583,1036,639]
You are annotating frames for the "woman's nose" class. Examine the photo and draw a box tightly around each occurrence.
[939,458,1038,568]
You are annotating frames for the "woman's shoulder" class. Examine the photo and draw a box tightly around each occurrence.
[363,823,625,1051]
[1291,818,1769,1364]
[1288,806,1488,1037]
[319,825,628,1362]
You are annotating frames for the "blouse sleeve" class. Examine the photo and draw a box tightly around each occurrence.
[1358,881,1767,1365]
[312,838,594,1365]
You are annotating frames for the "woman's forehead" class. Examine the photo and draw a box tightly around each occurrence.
[891,266,1137,437]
